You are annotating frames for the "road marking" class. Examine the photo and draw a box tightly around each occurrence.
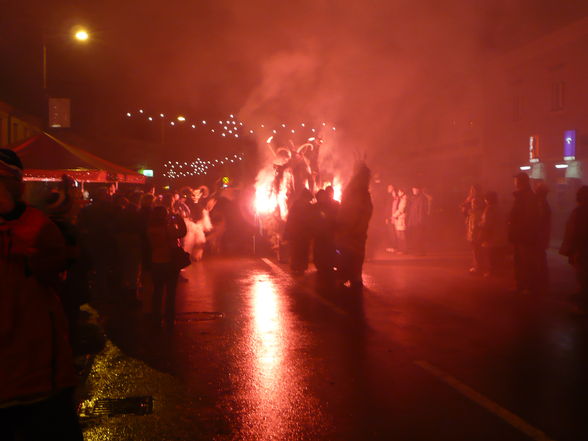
[261,258,348,316]
[261,257,288,276]
[414,360,557,441]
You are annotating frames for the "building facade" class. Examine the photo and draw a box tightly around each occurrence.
[0,101,42,147]
[480,17,588,235]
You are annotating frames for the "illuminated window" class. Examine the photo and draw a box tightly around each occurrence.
[551,81,565,111]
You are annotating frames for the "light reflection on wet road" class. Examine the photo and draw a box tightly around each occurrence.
[86,253,586,441]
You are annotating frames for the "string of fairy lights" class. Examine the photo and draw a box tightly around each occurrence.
[163,154,244,178]
[124,109,337,140]
[124,109,337,179]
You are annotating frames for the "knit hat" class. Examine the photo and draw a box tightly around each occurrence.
[0,149,24,179]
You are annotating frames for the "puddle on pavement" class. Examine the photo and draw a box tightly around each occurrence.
[79,396,153,418]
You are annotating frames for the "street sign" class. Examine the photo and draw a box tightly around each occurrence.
[563,129,576,160]
[529,135,539,163]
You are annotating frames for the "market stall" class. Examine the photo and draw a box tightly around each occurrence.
[9,131,146,184]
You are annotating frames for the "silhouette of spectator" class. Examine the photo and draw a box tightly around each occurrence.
[314,188,340,275]
[284,189,316,274]
[77,186,117,301]
[385,185,398,252]
[534,182,551,289]
[337,163,373,288]
[146,205,187,327]
[480,191,505,276]
[393,188,408,254]
[461,184,485,273]
[0,149,82,440]
[508,173,540,294]
[560,185,588,306]
[408,185,429,255]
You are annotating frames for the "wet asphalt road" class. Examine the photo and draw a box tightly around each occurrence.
[81,251,587,441]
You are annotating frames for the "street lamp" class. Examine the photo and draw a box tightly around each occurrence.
[74,28,89,42]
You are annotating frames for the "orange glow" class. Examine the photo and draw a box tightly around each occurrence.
[323,178,343,202]
[255,171,277,214]
[333,177,342,202]
[252,275,283,379]
[73,28,89,41]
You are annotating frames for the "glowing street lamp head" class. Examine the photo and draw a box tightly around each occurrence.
[177,115,186,122]
[73,28,89,42]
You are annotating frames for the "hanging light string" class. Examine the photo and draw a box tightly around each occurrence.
[124,110,337,140]
[163,154,245,178]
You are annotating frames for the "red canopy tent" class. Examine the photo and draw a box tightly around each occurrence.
[9,132,146,184]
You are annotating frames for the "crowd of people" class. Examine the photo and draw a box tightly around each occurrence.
[382,184,432,256]
[0,148,247,438]
[283,163,373,288]
[460,172,588,299]
[2,144,587,439]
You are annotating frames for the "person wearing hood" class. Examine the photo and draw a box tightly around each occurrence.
[508,172,540,294]
[314,187,340,276]
[337,163,373,288]
[0,149,82,440]
[560,185,588,307]
[284,189,316,274]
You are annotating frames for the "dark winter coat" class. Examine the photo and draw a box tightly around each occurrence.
[408,193,428,227]
[560,204,588,263]
[508,188,539,246]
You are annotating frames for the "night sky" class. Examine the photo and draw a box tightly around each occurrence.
[2,0,588,164]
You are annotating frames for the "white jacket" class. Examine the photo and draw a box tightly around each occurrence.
[393,194,407,231]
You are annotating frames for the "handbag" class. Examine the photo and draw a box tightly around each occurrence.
[172,246,191,270]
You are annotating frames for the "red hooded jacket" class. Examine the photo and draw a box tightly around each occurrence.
[0,204,77,406]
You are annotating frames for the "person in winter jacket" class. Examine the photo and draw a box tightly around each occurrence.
[337,163,373,288]
[284,189,316,274]
[146,205,187,327]
[0,149,82,440]
[313,187,340,275]
[408,185,429,255]
[560,185,588,305]
[479,191,505,276]
[385,185,398,252]
[392,188,408,254]
[508,173,540,293]
[534,182,551,289]
[461,184,485,273]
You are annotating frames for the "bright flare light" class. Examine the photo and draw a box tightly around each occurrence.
[74,29,89,41]
[177,115,186,122]
[332,178,343,202]
[255,182,277,214]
